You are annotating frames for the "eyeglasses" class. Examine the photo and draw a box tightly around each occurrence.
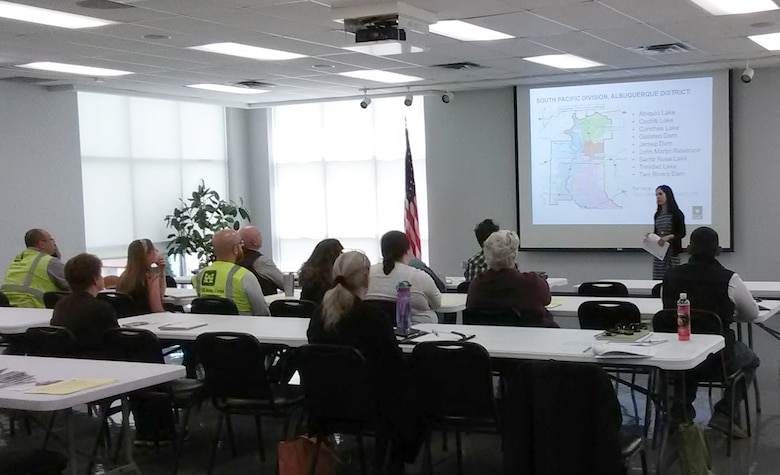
[603,323,648,336]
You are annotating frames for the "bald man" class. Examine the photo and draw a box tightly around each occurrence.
[238,225,285,295]
[192,230,269,316]
[2,228,69,308]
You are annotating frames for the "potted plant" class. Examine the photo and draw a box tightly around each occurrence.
[165,180,251,268]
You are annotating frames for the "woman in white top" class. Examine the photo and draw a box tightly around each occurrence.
[366,231,442,324]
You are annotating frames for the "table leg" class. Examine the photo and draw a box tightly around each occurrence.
[66,408,78,475]
[655,371,674,475]
[747,324,761,412]
[456,310,463,325]
[119,395,141,475]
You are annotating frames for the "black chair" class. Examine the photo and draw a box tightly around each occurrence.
[42,291,70,310]
[195,332,303,474]
[191,297,239,315]
[463,306,543,327]
[23,326,77,357]
[577,300,641,330]
[103,328,204,474]
[456,281,470,294]
[412,341,499,475]
[578,281,629,297]
[269,299,317,318]
[652,309,751,456]
[651,282,662,298]
[502,360,647,475]
[364,299,397,328]
[0,291,11,307]
[297,344,379,475]
[165,275,177,288]
[0,449,68,475]
[96,291,138,318]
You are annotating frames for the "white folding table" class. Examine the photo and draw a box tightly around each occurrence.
[0,307,53,335]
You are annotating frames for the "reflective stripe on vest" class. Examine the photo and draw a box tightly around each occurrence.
[195,261,251,312]
[1,249,58,308]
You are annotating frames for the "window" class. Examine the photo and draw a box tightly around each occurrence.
[77,92,227,259]
[269,97,428,272]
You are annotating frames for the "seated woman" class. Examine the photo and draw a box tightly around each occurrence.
[51,253,118,357]
[307,251,418,471]
[117,239,166,314]
[365,231,441,324]
[298,238,343,304]
[466,230,557,327]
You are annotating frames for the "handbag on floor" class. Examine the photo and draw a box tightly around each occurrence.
[672,423,713,475]
[278,436,342,475]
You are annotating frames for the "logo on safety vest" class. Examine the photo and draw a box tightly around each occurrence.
[201,270,217,286]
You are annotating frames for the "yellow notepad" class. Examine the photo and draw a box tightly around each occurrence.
[546,298,563,309]
[26,378,117,395]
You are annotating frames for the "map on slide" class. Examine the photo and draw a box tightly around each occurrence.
[541,110,627,211]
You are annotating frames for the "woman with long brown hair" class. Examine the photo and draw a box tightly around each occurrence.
[117,238,166,314]
[298,238,343,304]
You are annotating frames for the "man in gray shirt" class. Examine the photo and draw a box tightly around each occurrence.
[238,225,285,295]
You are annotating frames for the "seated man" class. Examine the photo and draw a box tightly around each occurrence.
[2,228,68,308]
[50,253,118,357]
[238,225,285,295]
[193,229,270,316]
[662,226,759,438]
[463,218,499,282]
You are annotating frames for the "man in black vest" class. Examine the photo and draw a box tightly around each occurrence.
[662,226,759,438]
[238,225,284,295]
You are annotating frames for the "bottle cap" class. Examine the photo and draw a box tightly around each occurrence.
[396,280,412,290]
[680,292,687,299]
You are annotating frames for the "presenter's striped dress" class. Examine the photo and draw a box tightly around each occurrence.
[652,211,680,279]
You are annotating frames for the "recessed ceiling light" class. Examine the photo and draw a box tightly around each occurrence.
[143,34,171,40]
[190,42,306,61]
[17,61,132,76]
[429,20,513,41]
[0,0,114,29]
[749,31,780,50]
[343,41,423,56]
[338,70,423,84]
[312,63,335,69]
[187,84,268,94]
[523,54,603,69]
[688,0,778,15]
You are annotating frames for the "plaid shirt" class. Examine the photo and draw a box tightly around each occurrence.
[464,250,488,282]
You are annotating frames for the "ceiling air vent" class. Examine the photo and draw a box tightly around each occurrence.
[235,80,276,89]
[76,0,139,9]
[631,43,690,55]
[433,61,483,70]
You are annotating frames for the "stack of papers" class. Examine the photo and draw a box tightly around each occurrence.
[0,369,35,389]
[642,233,669,261]
[595,329,653,342]
[592,342,658,359]
[26,378,116,395]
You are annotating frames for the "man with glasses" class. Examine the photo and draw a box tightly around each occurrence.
[192,229,269,316]
[1,228,69,307]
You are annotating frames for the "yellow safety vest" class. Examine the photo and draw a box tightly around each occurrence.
[193,261,251,313]
[1,249,59,308]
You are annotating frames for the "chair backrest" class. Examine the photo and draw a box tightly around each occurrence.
[297,344,374,432]
[577,300,641,330]
[456,281,470,293]
[363,299,397,328]
[191,297,239,315]
[411,341,497,422]
[652,308,723,336]
[578,281,629,297]
[651,282,662,298]
[103,328,165,364]
[195,332,273,400]
[24,326,77,357]
[269,299,317,318]
[96,291,138,318]
[165,275,177,288]
[463,306,539,327]
[502,360,624,475]
[43,291,70,310]
[0,291,9,307]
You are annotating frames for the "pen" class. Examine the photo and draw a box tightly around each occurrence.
[582,346,592,353]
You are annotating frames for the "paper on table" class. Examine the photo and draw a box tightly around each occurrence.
[546,298,563,309]
[26,378,117,395]
[592,343,657,359]
[158,322,208,331]
[642,233,669,261]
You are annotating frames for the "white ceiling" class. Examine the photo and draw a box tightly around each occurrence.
[1,0,779,107]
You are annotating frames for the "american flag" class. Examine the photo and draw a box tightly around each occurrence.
[404,126,421,258]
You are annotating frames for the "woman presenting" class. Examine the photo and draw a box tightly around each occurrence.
[652,185,686,279]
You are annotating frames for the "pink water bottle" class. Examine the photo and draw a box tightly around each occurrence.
[396,281,412,335]
[677,292,691,341]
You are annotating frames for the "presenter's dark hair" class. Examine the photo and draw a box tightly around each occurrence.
[688,227,719,258]
[474,219,500,247]
[65,253,103,292]
[654,185,681,218]
[380,231,410,275]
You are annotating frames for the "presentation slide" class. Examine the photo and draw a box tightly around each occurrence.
[516,72,732,250]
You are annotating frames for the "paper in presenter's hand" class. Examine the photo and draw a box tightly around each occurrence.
[642,233,669,261]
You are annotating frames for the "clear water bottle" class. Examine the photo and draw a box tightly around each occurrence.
[396,281,412,335]
[677,292,691,341]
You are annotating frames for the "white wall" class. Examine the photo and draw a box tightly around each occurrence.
[0,83,85,270]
